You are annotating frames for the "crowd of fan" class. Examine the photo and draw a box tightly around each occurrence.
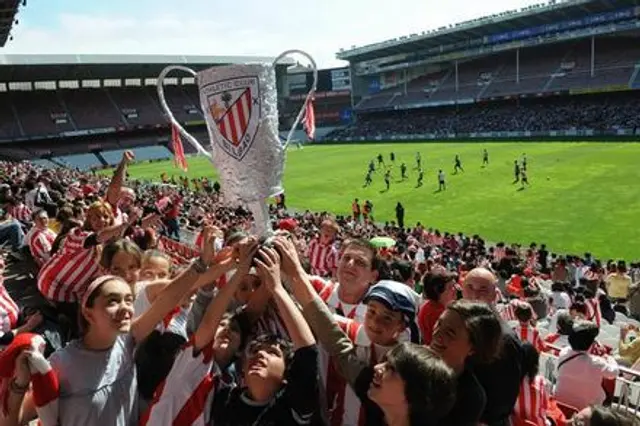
[0,152,638,426]
[328,94,640,139]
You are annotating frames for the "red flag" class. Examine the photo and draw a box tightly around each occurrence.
[302,97,316,140]
[171,124,188,172]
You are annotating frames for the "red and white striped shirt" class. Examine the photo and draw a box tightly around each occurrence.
[585,298,602,328]
[514,322,546,352]
[26,227,57,267]
[142,338,218,426]
[307,238,338,277]
[0,282,19,336]
[310,276,368,323]
[37,227,101,302]
[512,374,551,426]
[9,203,31,223]
[498,301,518,322]
[322,316,393,426]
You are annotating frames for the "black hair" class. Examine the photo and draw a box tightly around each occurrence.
[135,330,187,400]
[422,271,456,302]
[568,320,599,351]
[570,301,588,317]
[385,342,456,425]
[514,302,534,323]
[521,342,539,381]
[557,311,574,335]
[245,333,294,373]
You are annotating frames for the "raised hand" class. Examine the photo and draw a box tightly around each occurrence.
[273,236,304,279]
[122,150,135,164]
[233,237,259,272]
[199,226,217,267]
[254,247,282,294]
[140,213,162,229]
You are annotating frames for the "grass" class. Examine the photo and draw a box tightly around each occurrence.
[110,142,640,260]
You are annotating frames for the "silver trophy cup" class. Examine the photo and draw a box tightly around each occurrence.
[157,50,317,236]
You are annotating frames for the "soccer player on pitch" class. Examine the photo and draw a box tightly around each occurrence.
[363,170,373,187]
[384,169,391,191]
[415,151,422,169]
[400,162,407,180]
[454,154,464,174]
[417,168,424,187]
[438,169,446,191]
[482,149,489,166]
[521,168,530,189]
[513,160,521,184]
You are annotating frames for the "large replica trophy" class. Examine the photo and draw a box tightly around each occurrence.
[157,50,317,236]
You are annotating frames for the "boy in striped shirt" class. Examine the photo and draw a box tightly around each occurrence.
[513,301,546,352]
[306,219,339,278]
[25,209,56,268]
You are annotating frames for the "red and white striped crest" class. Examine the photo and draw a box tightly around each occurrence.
[206,76,260,161]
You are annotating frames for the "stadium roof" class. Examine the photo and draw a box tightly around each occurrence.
[0,53,291,81]
[0,0,20,47]
[337,0,635,62]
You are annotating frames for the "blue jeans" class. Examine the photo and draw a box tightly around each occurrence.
[0,219,25,251]
[164,218,180,241]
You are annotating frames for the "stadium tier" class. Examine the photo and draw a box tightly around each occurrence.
[354,38,640,112]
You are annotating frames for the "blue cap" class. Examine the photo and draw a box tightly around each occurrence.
[363,280,417,324]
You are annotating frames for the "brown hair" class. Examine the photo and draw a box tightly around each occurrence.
[100,239,143,270]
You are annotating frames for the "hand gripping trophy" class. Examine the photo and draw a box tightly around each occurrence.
[156,50,317,237]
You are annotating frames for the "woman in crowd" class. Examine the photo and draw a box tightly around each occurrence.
[417,269,457,344]
[428,299,503,425]
[37,201,138,335]
[512,343,551,426]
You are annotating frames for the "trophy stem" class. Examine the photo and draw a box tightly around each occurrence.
[248,200,272,238]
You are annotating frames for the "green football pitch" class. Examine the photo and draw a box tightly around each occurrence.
[114,142,640,260]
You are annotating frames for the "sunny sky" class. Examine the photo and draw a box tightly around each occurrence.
[5,0,543,68]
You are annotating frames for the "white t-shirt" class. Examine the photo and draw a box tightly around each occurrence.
[555,347,619,410]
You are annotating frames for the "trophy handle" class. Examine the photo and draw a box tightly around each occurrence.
[272,50,318,150]
[157,65,213,160]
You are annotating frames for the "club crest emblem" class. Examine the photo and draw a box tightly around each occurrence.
[205,76,261,161]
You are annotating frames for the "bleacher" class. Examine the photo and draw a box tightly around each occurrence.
[101,146,171,165]
[54,153,103,171]
[357,38,640,112]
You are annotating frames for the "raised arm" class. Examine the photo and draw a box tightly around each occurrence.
[273,238,366,385]
[254,246,314,349]
[192,238,258,351]
[131,227,216,343]
[105,151,133,207]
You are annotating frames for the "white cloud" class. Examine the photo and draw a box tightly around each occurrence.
[5,0,541,67]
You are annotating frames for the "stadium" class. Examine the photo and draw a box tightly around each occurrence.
[2,0,640,425]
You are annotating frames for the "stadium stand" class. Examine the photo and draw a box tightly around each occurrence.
[327,0,640,142]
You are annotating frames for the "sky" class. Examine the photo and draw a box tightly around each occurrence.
[4,0,543,68]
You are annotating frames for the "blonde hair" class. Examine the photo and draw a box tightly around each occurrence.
[84,201,115,230]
